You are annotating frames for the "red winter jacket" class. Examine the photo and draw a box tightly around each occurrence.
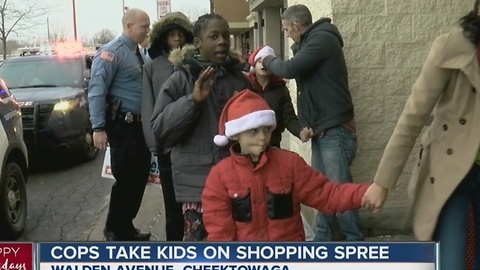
[201,146,369,241]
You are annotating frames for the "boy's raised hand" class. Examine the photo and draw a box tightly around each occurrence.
[192,66,215,104]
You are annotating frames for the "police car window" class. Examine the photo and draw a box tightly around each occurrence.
[0,59,83,89]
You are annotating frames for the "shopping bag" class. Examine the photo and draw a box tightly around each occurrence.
[101,147,160,185]
[148,155,161,185]
[101,147,114,179]
[302,212,315,241]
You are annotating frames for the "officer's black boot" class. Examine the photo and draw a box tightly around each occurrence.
[133,229,151,241]
[103,228,151,241]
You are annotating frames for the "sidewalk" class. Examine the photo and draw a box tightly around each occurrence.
[301,205,415,242]
[82,184,166,241]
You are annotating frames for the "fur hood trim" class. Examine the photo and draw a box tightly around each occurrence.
[149,12,193,44]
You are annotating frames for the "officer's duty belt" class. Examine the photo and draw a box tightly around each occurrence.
[117,112,142,123]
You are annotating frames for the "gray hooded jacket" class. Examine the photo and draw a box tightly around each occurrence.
[142,12,193,154]
[150,45,252,202]
[262,18,354,135]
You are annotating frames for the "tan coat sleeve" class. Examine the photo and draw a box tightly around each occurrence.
[373,35,452,189]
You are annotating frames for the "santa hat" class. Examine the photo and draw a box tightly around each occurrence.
[248,45,276,72]
[213,90,277,147]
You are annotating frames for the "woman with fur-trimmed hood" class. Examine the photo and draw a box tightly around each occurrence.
[141,11,193,241]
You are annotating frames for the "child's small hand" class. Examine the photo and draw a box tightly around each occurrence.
[308,128,314,137]
[300,127,312,142]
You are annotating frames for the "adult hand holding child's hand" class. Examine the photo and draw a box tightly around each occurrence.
[362,183,389,214]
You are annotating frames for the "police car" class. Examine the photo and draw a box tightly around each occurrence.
[0,52,98,161]
[0,78,28,240]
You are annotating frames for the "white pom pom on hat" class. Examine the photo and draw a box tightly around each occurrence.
[213,135,229,147]
[247,45,276,72]
[213,90,277,147]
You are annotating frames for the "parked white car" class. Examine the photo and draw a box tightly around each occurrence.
[0,78,29,240]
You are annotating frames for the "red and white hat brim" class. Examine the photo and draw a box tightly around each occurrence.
[213,109,277,147]
[225,109,276,138]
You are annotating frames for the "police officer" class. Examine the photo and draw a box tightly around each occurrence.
[88,8,151,241]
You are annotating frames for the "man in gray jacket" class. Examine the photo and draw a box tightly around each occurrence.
[141,12,193,241]
[261,4,362,242]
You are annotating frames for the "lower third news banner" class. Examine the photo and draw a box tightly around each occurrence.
[36,242,438,270]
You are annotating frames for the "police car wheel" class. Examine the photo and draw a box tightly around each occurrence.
[81,131,98,161]
[0,162,27,240]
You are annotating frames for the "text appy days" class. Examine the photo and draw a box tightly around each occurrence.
[0,244,32,270]
[0,248,20,258]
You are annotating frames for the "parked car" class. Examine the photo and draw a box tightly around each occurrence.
[0,78,28,240]
[0,53,98,161]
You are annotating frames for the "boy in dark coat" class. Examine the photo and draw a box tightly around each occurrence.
[150,14,252,241]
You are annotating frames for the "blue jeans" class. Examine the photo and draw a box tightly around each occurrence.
[433,163,480,270]
[311,125,363,241]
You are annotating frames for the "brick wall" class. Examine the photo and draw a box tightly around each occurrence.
[284,0,471,233]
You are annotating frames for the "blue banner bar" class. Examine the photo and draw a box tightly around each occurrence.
[37,242,436,263]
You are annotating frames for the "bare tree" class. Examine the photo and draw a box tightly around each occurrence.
[49,23,67,43]
[5,39,20,55]
[92,29,116,45]
[178,5,209,22]
[79,33,90,45]
[0,0,50,59]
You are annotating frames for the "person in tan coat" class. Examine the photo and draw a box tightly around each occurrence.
[362,2,480,269]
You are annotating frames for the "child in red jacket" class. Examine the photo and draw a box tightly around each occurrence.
[202,90,371,241]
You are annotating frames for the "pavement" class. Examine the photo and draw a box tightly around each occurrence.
[83,183,414,242]
[82,183,166,241]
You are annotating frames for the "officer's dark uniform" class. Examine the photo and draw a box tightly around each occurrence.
[88,34,151,241]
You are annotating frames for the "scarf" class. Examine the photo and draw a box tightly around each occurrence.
[184,52,234,78]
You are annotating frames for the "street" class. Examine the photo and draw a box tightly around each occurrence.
[19,151,110,241]
[18,150,166,241]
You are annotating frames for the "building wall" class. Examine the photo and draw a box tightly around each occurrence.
[279,0,472,234]
[214,0,252,51]
[214,0,250,22]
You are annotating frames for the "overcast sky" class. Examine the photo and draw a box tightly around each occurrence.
[14,0,210,43]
